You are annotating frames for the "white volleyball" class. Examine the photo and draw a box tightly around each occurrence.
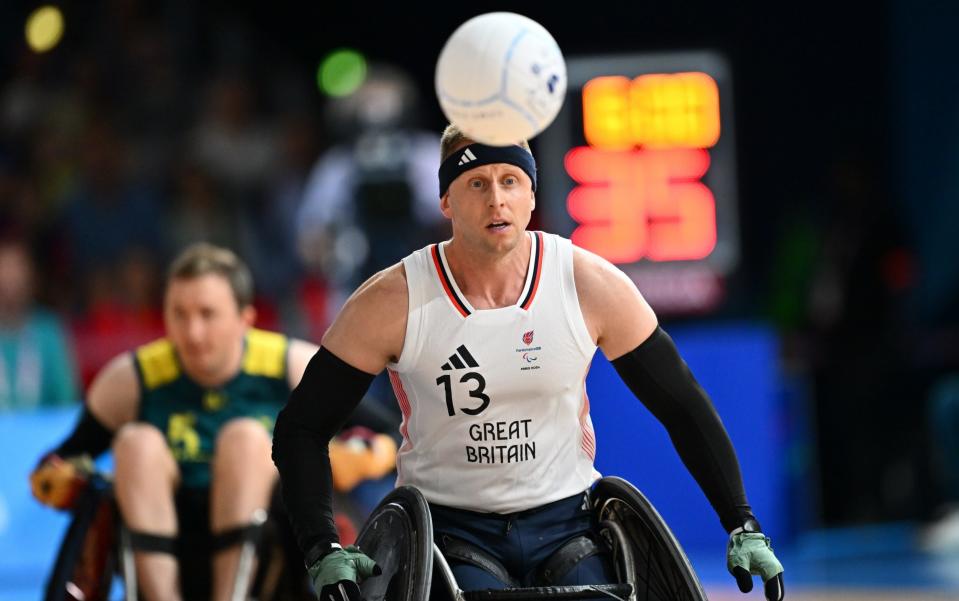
[435,12,567,146]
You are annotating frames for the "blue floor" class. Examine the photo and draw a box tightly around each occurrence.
[690,522,959,592]
[10,524,959,601]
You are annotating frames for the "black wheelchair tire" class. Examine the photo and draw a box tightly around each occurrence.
[44,478,118,601]
[592,476,708,601]
[354,486,434,601]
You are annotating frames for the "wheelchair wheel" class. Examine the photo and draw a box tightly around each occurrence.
[592,477,707,601]
[45,476,118,601]
[354,486,434,601]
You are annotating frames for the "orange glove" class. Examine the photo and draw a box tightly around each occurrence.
[30,454,94,510]
[329,429,397,492]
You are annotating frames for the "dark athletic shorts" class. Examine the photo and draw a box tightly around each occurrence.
[429,490,615,590]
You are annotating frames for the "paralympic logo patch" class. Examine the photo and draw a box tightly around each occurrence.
[516,330,541,371]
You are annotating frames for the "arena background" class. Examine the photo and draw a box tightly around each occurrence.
[1,1,959,599]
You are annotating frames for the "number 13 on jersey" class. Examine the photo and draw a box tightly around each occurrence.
[436,372,490,416]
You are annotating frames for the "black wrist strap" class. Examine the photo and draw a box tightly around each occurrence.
[730,517,763,535]
[304,541,343,569]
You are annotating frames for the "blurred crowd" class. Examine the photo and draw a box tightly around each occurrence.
[0,4,447,406]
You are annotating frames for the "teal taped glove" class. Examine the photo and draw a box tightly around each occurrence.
[308,545,381,600]
[727,531,785,600]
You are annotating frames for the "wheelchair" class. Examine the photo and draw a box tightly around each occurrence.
[354,477,708,601]
[43,474,313,601]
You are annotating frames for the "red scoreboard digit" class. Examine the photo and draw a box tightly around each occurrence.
[537,52,739,313]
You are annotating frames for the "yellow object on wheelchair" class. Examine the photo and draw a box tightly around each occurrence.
[329,433,397,492]
[30,453,95,510]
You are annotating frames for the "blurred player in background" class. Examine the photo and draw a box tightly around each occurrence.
[30,243,395,601]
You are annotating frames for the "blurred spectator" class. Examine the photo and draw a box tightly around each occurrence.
[1,51,50,138]
[121,25,190,183]
[71,250,164,388]
[298,64,447,314]
[0,237,78,411]
[190,75,277,194]
[60,119,164,287]
[240,113,318,335]
[296,64,435,425]
[165,161,240,252]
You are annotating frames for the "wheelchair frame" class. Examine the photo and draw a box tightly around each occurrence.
[44,478,300,601]
[354,477,707,601]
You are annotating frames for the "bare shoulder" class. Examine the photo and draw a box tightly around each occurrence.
[338,261,409,322]
[357,260,409,301]
[286,338,320,388]
[572,245,636,296]
[571,245,658,359]
[321,262,409,374]
[87,353,140,430]
[572,245,645,321]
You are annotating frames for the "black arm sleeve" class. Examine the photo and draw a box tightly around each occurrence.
[611,326,756,533]
[271,346,375,559]
[51,407,114,459]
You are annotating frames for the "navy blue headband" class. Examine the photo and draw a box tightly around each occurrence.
[439,143,537,197]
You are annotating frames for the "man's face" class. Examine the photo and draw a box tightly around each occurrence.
[164,274,253,380]
[0,245,32,315]
[441,160,535,256]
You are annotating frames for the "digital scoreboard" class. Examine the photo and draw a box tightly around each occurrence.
[537,52,738,313]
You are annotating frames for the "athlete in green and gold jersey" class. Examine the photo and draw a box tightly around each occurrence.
[31,244,319,601]
[134,327,293,489]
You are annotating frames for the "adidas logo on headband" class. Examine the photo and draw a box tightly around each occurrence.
[439,143,538,197]
[458,148,477,165]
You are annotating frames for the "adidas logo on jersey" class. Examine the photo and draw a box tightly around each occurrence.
[441,345,479,371]
[457,148,478,166]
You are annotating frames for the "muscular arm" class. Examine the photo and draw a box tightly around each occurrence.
[52,353,140,458]
[272,264,408,561]
[573,247,658,356]
[289,335,401,440]
[574,248,754,532]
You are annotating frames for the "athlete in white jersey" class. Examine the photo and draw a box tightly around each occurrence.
[272,124,786,601]
[389,230,599,513]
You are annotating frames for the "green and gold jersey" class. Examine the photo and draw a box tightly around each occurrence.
[133,328,291,488]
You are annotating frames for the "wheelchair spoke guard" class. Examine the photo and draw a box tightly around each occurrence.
[355,486,434,601]
[592,477,707,601]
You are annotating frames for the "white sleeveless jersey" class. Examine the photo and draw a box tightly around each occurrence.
[387,231,601,513]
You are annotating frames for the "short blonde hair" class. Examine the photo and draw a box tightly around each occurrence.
[439,123,531,162]
[167,243,253,309]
